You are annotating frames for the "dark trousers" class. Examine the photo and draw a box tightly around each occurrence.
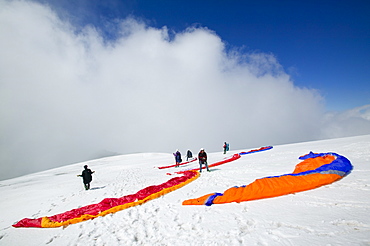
[199,161,209,172]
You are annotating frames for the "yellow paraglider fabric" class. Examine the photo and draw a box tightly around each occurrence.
[13,170,199,228]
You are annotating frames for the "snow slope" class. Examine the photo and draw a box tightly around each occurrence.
[0,135,369,245]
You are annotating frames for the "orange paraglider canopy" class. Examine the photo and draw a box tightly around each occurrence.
[183,152,352,206]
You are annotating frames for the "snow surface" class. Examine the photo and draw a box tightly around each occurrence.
[0,135,369,246]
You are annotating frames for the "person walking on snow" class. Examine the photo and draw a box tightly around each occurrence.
[223,142,230,154]
[173,149,182,167]
[186,149,193,161]
[78,165,95,190]
[198,148,210,172]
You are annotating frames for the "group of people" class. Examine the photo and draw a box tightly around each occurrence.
[174,142,230,173]
[173,148,209,172]
[79,142,230,190]
[173,149,195,167]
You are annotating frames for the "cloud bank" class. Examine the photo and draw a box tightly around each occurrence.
[1,0,370,180]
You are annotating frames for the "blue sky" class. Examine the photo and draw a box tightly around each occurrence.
[39,0,370,111]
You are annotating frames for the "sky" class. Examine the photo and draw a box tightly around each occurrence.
[0,0,370,180]
[34,0,370,111]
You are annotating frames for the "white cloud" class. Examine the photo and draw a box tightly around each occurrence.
[1,0,369,180]
[321,105,370,139]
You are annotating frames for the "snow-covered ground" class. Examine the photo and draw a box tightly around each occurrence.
[0,135,369,245]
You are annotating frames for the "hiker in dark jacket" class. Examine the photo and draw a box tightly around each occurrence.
[223,142,230,154]
[198,148,210,172]
[186,149,193,161]
[173,149,182,167]
[78,165,95,190]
